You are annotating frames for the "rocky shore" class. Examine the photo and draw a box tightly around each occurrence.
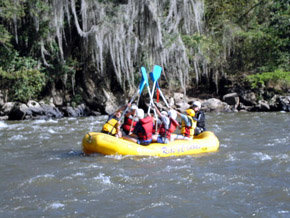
[0,90,289,121]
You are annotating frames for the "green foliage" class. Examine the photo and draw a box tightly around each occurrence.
[246,70,290,90]
[0,53,46,102]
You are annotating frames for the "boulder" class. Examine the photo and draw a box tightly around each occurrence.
[280,96,290,112]
[0,90,4,107]
[175,101,190,112]
[1,102,15,115]
[258,100,270,111]
[223,92,240,109]
[8,103,33,120]
[173,93,184,103]
[27,100,45,115]
[202,98,231,112]
[240,92,257,106]
[39,102,63,118]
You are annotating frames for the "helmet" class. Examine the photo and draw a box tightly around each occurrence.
[192,101,201,109]
[136,108,144,119]
[168,110,177,120]
[186,109,195,117]
[130,104,138,111]
[161,111,168,116]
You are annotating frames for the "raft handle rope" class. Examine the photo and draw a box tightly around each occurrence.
[87,133,92,143]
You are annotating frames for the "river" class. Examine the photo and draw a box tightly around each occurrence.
[0,112,289,217]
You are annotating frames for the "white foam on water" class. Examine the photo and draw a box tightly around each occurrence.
[8,135,27,141]
[253,152,272,161]
[278,210,289,214]
[48,128,56,134]
[0,121,8,128]
[46,202,65,210]
[46,119,58,123]
[32,119,47,124]
[93,173,112,185]
[19,174,55,187]
[72,172,84,177]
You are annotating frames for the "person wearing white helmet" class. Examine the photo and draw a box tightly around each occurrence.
[152,105,180,144]
[192,101,206,135]
[123,108,154,145]
[121,104,139,135]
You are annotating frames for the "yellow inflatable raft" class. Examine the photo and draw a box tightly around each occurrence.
[82,131,220,157]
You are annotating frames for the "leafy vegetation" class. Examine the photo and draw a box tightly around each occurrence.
[247,70,290,90]
[0,0,289,104]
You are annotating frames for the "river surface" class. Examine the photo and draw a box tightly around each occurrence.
[0,112,289,217]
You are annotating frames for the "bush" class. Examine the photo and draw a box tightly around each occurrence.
[246,69,290,90]
[0,52,46,102]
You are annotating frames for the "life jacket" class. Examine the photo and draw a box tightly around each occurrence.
[122,117,137,133]
[195,111,205,128]
[181,115,196,138]
[159,118,179,139]
[102,117,119,135]
[136,116,153,140]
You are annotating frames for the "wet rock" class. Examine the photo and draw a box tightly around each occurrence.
[257,100,270,111]
[0,90,4,107]
[280,96,290,112]
[240,92,257,106]
[223,92,239,109]
[0,116,8,120]
[27,100,45,115]
[8,103,33,120]
[39,102,63,118]
[1,102,15,116]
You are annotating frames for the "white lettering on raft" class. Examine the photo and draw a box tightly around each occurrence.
[162,144,207,154]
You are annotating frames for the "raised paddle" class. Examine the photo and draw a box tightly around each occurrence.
[120,68,148,121]
[149,72,170,108]
[147,65,162,114]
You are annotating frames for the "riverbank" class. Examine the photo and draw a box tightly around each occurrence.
[0,90,289,121]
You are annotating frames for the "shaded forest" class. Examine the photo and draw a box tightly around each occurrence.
[0,0,289,109]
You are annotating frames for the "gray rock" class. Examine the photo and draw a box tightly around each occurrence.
[258,100,270,111]
[27,100,45,115]
[202,98,231,112]
[223,92,240,109]
[1,102,15,115]
[8,103,32,120]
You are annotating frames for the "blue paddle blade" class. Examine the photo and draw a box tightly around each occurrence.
[149,72,160,88]
[139,66,149,94]
[152,65,162,81]
[139,78,146,94]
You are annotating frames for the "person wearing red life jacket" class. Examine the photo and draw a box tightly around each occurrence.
[121,104,138,135]
[152,106,180,144]
[123,108,154,146]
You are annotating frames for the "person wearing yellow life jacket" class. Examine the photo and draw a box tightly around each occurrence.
[123,108,154,145]
[175,109,197,139]
[101,104,129,138]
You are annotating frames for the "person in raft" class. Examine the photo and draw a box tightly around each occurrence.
[121,104,138,135]
[191,101,206,135]
[101,103,130,138]
[152,105,180,144]
[123,108,154,145]
[175,108,197,139]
